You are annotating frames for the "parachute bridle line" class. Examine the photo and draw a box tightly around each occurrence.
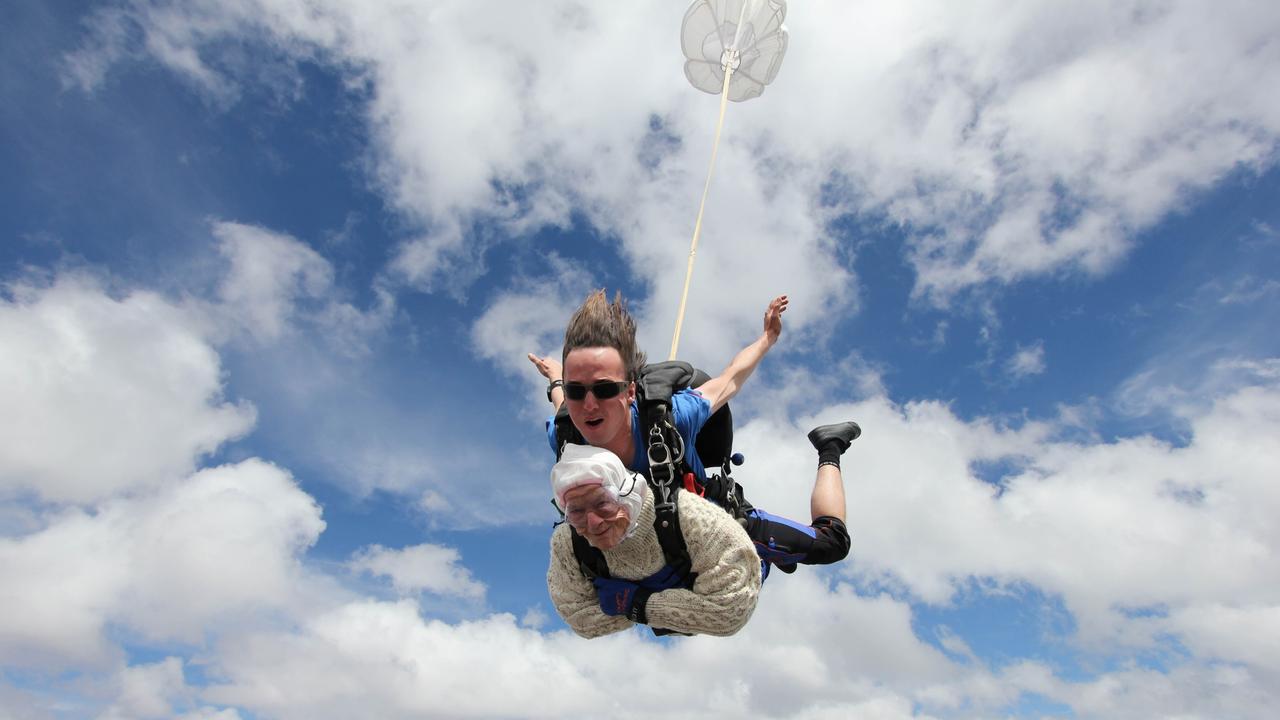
[668,63,733,361]
[668,0,752,361]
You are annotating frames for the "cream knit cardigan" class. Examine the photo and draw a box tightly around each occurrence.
[547,487,761,638]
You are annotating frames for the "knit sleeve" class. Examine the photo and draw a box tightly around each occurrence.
[643,491,762,636]
[546,526,631,639]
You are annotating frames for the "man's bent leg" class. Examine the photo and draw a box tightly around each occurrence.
[741,421,860,573]
[744,508,851,570]
[811,463,845,522]
[807,421,860,522]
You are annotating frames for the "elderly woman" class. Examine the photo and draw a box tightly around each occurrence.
[547,443,762,638]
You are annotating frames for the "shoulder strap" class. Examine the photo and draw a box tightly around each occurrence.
[639,394,698,586]
[637,361,695,402]
[552,406,582,460]
[640,362,736,476]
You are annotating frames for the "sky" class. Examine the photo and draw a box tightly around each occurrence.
[2,0,1279,717]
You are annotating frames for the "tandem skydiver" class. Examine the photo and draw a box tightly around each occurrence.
[530,291,860,636]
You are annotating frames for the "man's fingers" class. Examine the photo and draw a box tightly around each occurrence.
[528,353,551,378]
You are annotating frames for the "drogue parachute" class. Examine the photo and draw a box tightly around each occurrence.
[681,0,789,102]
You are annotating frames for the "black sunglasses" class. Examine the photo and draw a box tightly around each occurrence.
[564,380,630,401]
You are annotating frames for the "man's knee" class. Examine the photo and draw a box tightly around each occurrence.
[807,516,850,565]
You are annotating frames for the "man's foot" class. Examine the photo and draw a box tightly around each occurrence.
[807,421,862,454]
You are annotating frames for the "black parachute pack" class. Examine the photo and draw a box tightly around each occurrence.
[553,361,753,633]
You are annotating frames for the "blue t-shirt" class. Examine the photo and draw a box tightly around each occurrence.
[546,388,712,480]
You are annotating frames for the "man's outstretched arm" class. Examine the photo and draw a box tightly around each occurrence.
[528,353,565,413]
[695,294,787,414]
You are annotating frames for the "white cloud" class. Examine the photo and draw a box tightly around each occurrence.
[1045,662,1273,719]
[731,352,887,424]
[1217,275,1280,305]
[60,7,135,92]
[880,2,1280,300]
[66,0,859,354]
[1116,356,1280,421]
[0,273,256,504]
[65,0,1280,345]
[175,710,244,720]
[215,221,335,342]
[202,567,1279,720]
[98,657,189,720]
[212,220,395,355]
[349,543,486,599]
[4,293,1277,717]
[470,258,594,414]
[53,3,1279,379]
[1172,603,1280,678]
[203,601,612,719]
[520,605,549,629]
[753,370,1280,665]
[0,680,51,720]
[0,459,328,668]
[309,427,554,528]
[200,576,969,720]
[1005,340,1046,380]
[30,3,1280,716]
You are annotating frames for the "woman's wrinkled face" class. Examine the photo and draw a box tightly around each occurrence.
[562,484,629,550]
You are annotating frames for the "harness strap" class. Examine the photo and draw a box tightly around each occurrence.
[552,406,581,460]
[645,403,697,584]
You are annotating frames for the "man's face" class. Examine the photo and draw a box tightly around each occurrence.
[562,484,629,550]
[563,347,636,453]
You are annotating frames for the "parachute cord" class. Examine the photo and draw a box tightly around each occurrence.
[729,0,753,53]
[669,61,734,361]
[668,1,754,360]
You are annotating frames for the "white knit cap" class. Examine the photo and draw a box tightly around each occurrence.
[551,444,647,539]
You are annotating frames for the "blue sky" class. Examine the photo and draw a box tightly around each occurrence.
[3,1,1279,718]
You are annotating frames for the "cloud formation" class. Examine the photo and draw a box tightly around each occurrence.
[213,220,395,355]
[0,273,255,504]
[0,458,326,668]
[736,372,1280,679]
[200,579,965,720]
[1005,340,1046,380]
[3,261,1278,717]
[349,543,486,599]
[65,0,1280,319]
[7,1,1276,717]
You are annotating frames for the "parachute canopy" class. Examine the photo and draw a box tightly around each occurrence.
[681,0,789,102]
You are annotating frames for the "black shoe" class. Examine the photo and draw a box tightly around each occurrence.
[807,421,862,454]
